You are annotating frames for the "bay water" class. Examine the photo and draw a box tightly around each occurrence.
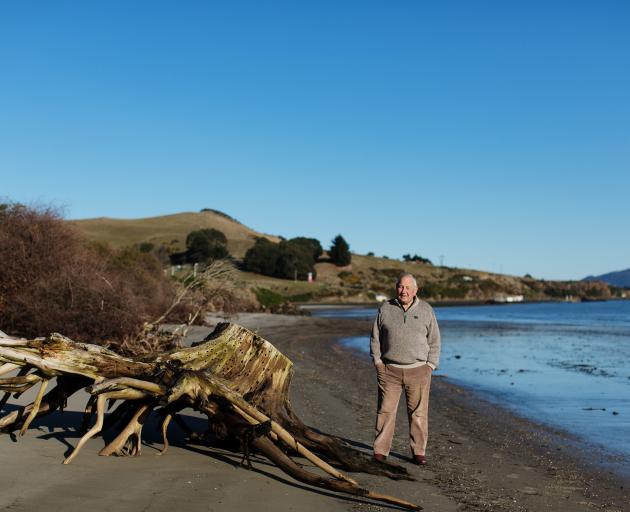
[309,300,630,462]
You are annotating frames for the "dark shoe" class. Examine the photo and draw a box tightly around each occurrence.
[374,453,387,462]
[412,454,427,466]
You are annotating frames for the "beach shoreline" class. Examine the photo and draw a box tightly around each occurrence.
[2,312,628,511]
[298,298,630,312]
[223,312,629,511]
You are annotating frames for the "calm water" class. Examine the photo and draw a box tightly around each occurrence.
[309,301,630,461]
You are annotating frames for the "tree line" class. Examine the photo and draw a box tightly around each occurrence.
[243,234,351,280]
[164,224,352,282]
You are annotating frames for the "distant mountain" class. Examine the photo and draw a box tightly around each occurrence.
[582,268,630,288]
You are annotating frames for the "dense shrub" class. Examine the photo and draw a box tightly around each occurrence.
[542,281,610,300]
[338,271,361,286]
[543,286,572,298]
[0,203,181,343]
[329,235,351,266]
[189,259,258,314]
[287,291,314,303]
[253,287,285,308]
[478,279,502,293]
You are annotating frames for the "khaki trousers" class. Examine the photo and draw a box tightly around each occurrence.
[374,364,432,456]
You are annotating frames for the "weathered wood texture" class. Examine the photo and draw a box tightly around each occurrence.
[0,323,419,510]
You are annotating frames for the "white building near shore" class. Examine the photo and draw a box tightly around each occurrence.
[493,294,524,303]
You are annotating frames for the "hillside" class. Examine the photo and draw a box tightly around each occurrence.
[583,268,630,288]
[70,210,280,258]
[239,255,623,306]
[69,210,626,307]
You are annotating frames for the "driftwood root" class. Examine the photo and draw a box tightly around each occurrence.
[1,324,420,510]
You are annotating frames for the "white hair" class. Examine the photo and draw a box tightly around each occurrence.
[396,273,418,289]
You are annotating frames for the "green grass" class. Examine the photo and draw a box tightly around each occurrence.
[253,287,285,308]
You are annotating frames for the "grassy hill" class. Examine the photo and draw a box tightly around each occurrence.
[70,210,626,307]
[70,210,280,258]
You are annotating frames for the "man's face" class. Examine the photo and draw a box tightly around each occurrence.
[396,277,418,306]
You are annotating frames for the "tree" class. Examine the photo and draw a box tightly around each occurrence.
[198,228,228,246]
[243,238,281,276]
[185,231,212,263]
[329,235,351,266]
[244,238,317,280]
[276,241,316,280]
[185,229,230,264]
[286,237,323,261]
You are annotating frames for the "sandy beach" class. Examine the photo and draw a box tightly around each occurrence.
[2,313,629,511]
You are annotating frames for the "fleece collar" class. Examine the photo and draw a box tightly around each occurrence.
[394,296,418,312]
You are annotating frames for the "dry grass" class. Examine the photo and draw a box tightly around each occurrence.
[68,212,619,305]
[69,211,281,258]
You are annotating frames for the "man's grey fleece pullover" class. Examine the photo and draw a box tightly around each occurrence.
[370,298,441,369]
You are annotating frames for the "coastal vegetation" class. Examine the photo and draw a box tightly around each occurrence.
[59,209,630,310]
[1,203,627,511]
[0,203,193,344]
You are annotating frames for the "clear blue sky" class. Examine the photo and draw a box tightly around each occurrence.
[1,1,628,280]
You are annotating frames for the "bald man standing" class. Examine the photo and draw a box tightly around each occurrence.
[370,273,441,465]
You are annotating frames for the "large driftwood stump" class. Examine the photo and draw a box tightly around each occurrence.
[1,323,421,510]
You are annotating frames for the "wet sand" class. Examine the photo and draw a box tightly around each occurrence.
[2,313,629,511]
[223,313,630,512]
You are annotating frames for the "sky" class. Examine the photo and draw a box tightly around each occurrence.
[1,1,628,281]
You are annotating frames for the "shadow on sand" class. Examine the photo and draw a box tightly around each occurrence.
[2,404,410,510]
